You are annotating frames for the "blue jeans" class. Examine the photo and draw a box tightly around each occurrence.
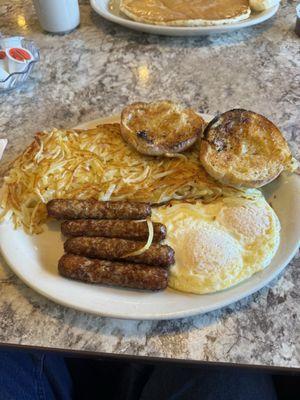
[0,351,72,400]
[0,349,277,400]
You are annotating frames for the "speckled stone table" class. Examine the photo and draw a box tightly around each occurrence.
[0,0,299,369]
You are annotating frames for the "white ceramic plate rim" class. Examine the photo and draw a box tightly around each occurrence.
[0,114,299,320]
[90,0,279,36]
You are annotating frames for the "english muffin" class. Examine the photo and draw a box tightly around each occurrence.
[120,101,206,156]
[199,109,293,188]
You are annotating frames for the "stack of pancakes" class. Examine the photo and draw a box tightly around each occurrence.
[119,0,279,27]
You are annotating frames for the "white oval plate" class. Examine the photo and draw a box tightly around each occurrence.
[90,0,279,36]
[0,114,299,320]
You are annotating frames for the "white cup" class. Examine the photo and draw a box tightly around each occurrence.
[0,51,9,74]
[32,0,80,34]
[6,48,34,74]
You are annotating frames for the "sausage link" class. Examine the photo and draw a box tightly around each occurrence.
[64,237,175,267]
[58,254,168,291]
[61,219,166,242]
[47,199,151,220]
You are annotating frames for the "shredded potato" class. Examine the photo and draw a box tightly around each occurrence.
[122,218,154,257]
[0,123,253,234]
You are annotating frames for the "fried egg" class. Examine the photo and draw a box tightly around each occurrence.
[152,195,280,294]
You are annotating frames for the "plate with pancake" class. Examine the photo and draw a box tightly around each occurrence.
[0,104,299,320]
[90,0,280,36]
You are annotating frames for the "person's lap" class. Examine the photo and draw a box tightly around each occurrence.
[0,350,73,400]
[0,350,277,400]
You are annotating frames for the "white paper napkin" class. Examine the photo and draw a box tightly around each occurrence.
[0,139,7,160]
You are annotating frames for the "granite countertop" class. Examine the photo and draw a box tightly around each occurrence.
[0,0,299,368]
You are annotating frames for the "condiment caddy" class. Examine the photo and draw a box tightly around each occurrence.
[0,36,39,92]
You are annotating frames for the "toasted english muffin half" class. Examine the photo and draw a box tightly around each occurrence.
[199,109,293,188]
[120,0,251,27]
[120,101,206,156]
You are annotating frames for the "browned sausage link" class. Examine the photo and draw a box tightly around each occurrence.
[64,237,175,267]
[47,199,151,220]
[58,254,168,290]
[61,219,167,242]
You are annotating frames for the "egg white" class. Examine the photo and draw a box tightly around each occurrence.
[152,196,280,294]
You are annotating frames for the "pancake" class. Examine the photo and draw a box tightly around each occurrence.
[249,0,279,11]
[120,0,251,26]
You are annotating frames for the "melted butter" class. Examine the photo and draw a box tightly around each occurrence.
[120,0,250,22]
